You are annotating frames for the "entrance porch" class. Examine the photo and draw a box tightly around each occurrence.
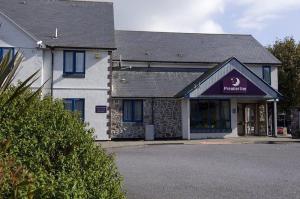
[177,58,282,140]
[181,98,278,140]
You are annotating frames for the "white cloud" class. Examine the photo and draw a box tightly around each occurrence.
[113,0,225,33]
[235,0,300,30]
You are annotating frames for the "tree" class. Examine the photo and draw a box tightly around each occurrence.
[268,37,300,112]
[0,51,41,111]
[0,51,42,199]
[0,52,125,198]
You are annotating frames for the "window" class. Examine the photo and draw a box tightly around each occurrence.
[0,47,14,62]
[123,100,143,122]
[63,50,85,77]
[190,100,231,131]
[63,98,85,121]
[263,66,271,85]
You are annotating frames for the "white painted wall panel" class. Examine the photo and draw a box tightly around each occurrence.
[53,89,109,140]
[271,66,278,90]
[52,50,109,89]
[52,49,110,140]
[0,13,44,88]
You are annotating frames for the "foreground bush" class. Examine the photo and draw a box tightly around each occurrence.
[0,88,125,198]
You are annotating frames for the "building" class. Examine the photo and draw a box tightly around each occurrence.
[111,31,282,139]
[0,0,115,140]
[0,0,282,140]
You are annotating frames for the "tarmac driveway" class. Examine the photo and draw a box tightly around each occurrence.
[111,143,300,199]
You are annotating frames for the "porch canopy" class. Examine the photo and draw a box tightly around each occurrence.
[175,57,282,100]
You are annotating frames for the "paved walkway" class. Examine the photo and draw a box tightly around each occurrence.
[98,136,300,149]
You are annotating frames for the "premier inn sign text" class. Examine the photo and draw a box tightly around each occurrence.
[223,75,247,94]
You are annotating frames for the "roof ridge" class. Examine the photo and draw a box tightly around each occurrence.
[62,0,113,4]
[116,29,252,37]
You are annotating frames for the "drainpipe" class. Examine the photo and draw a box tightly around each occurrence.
[151,98,154,125]
[50,48,54,97]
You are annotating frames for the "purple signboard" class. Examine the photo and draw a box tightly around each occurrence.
[202,69,266,96]
[223,73,247,94]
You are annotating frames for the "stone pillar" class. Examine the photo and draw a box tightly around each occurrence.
[273,100,278,137]
[181,99,190,140]
[230,98,238,137]
[266,102,269,136]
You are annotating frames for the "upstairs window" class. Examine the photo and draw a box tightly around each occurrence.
[263,66,271,85]
[0,47,14,62]
[63,50,85,77]
[63,98,85,121]
[123,100,143,123]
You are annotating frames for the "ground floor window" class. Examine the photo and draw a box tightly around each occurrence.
[63,98,85,121]
[123,100,143,122]
[190,100,231,132]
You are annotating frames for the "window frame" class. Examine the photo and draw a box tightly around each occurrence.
[0,47,15,61]
[262,66,271,85]
[122,100,143,123]
[63,50,86,77]
[63,98,85,121]
[190,99,231,133]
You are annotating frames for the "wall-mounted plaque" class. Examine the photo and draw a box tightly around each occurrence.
[95,106,107,113]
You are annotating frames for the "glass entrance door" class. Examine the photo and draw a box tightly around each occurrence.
[237,103,257,136]
[245,104,257,135]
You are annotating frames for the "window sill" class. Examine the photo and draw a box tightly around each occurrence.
[63,73,85,78]
[122,121,144,124]
[191,128,232,134]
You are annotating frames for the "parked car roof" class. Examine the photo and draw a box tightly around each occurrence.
[0,0,115,49]
[113,30,281,64]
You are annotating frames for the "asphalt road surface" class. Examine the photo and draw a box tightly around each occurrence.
[111,143,300,199]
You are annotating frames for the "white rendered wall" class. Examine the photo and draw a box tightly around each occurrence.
[247,64,278,90]
[181,99,190,140]
[52,50,110,140]
[0,13,44,89]
[230,98,238,137]
[271,66,278,90]
[42,50,53,95]
[53,89,109,140]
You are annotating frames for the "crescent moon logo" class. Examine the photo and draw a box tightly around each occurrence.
[231,77,240,87]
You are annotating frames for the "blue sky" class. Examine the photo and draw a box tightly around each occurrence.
[108,0,300,46]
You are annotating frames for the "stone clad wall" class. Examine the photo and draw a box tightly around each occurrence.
[110,98,182,139]
[110,99,152,139]
[153,99,182,138]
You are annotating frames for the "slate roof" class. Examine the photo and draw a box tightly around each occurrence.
[112,71,202,98]
[114,30,281,64]
[112,57,283,98]
[0,0,115,49]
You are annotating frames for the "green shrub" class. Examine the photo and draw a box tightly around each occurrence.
[0,87,125,198]
[0,140,36,199]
